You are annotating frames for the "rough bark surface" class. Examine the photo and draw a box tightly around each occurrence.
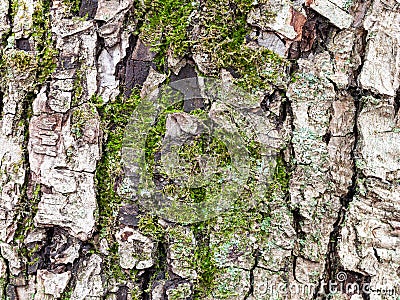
[0,0,399,299]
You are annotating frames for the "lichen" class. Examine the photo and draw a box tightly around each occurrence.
[166,282,192,300]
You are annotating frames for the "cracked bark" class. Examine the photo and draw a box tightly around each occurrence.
[0,0,399,299]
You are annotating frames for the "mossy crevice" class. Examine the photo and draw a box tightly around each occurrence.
[93,91,142,281]
[31,0,58,83]
[0,0,58,82]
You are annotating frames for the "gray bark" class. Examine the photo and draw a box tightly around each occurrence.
[0,0,399,299]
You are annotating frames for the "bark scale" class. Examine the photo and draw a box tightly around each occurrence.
[0,0,399,299]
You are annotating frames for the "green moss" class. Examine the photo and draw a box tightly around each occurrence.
[166,283,192,300]
[267,156,290,196]
[142,101,246,212]
[13,183,41,252]
[0,0,56,104]
[94,91,141,281]
[60,291,72,300]
[136,0,195,63]
[95,91,141,232]
[72,66,86,106]
[63,0,81,15]
[70,103,97,139]
[220,45,288,91]
[1,0,58,82]
[144,101,184,172]
[108,242,135,281]
[7,50,35,70]
[134,0,285,91]
[191,223,219,299]
[194,0,283,90]
[10,0,19,19]
[32,0,58,83]
[188,156,290,297]
[138,214,164,240]
[160,131,233,205]
[178,133,231,167]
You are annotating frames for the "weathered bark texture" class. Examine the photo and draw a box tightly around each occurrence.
[0,0,399,299]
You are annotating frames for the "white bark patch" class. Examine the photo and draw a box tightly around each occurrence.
[360,0,400,96]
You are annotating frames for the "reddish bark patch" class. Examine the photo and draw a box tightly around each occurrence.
[300,20,317,53]
[121,230,133,242]
[305,0,314,6]
[290,8,307,41]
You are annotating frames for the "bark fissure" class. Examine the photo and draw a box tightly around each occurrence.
[0,0,399,298]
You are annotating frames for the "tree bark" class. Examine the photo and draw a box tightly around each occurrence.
[0,0,399,299]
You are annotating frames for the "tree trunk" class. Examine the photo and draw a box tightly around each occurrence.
[0,0,399,299]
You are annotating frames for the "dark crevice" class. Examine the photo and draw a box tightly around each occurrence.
[6,0,13,31]
[291,206,307,272]
[321,35,372,298]
[8,89,34,295]
[41,227,55,269]
[326,76,340,93]
[141,240,168,300]
[322,131,331,145]
[16,38,31,51]
[78,0,98,19]
[349,87,384,111]
[278,93,290,126]
[292,255,298,282]
[261,89,290,129]
[316,6,371,294]
[350,27,368,88]
[285,47,304,293]
[94,32,106,96]
[373,248,381,263]
[12,91,35,245]
[115,33,138,83]
[115,23,142,87]
[59,246,85,299]
[115,13,155,98]
[244,250,260,299]
[116,285,129,300]
[394,89,400,116]
[1,252,10,298]
[291,208,306,239]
